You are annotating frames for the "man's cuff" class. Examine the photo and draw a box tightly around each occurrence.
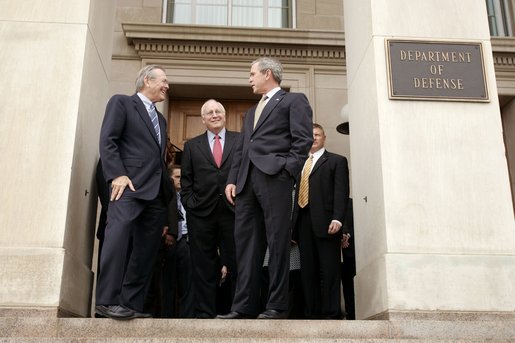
[331,219,342,227]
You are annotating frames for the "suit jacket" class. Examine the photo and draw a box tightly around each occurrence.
[99,94,173,203]
[181,130,239,217]
[228,90,313,193]
[166,191,181,238]
[95,159,109,241]
[341,198,355,258]
[293,150,350,238]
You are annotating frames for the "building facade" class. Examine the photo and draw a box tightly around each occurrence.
[112,0,515,207]
[0,0,514,319]
[112,0,348,157]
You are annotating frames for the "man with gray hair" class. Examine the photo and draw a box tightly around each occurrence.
[181,99,239,318]
[95,65,174,320]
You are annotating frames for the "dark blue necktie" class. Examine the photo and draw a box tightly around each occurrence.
[177,192,184,241]
[149,104,161,144]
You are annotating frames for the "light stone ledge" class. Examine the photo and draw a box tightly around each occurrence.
[0,339,510,343]
[0,318,514,341]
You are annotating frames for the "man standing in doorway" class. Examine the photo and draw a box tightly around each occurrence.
[181,99,239,318]
[219,57,313,319]
[95,65,174,320]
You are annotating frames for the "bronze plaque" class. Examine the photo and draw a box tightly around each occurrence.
[386,40,489,102]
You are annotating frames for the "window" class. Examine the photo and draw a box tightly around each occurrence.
[486,0,514,36]
[164,0,293,28]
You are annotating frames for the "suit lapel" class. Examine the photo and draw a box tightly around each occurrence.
[133,95,161,148]
[221,131,235,167]
[196,132,217,167]
[252,89,286,134]
[157,111,166,152]
[310,150,328,176]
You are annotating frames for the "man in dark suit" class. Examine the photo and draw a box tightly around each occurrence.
[180,99,239,318]
[161,165,195,318]
[341,198,356,320]
[95,65,174,320]
[94,159,110,318]
[95,158,109,271]
[219,57,313,319]
[293,123,349,319]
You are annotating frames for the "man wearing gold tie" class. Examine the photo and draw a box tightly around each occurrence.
[220,57,313,319]
[292,123,350,319]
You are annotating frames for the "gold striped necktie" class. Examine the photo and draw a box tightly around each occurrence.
[298,154,313,208]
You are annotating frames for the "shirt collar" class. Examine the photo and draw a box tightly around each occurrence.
[311,147,325,160]
[263,87,281,100]
[207,127,226,141]
[137,92,153,111]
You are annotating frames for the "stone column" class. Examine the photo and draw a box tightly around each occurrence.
[344,0,515,320]
[0,0,115,317]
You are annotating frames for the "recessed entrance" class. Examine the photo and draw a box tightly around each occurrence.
[166,84,289,149]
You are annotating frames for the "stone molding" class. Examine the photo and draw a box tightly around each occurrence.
[489,37,515,73]
[122,24,515,73]
[122,23,345,65]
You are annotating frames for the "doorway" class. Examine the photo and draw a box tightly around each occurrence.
[166,84,260,149]
[168,99,254,149]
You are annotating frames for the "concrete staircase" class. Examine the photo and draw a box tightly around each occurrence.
[1,317,515,342]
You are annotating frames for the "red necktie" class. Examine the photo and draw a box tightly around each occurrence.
[213,134,222,167]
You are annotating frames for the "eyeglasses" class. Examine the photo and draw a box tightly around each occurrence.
[150,77,169,85]
[202,109,224,117]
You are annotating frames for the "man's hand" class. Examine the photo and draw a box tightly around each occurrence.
[162,226,176,246]
[328,220,341,235]
[110,175,135,201]
[225,184,236,205]
[220,265,228,286]
[164,234,176,247]
[341,233,350,248]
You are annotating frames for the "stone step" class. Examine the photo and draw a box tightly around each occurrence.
[0,339,510,342]
[0,318,514,342]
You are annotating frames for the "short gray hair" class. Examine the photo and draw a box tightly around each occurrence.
[201,99,226,116]
[252,57,283,84]
[135,65,166,91]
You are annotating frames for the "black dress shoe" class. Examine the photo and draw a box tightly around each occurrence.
[257,309,287,319]
[216,311,254,319]
[131,311,152,318]
[119,305,153,319]
[95,305,134,320]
